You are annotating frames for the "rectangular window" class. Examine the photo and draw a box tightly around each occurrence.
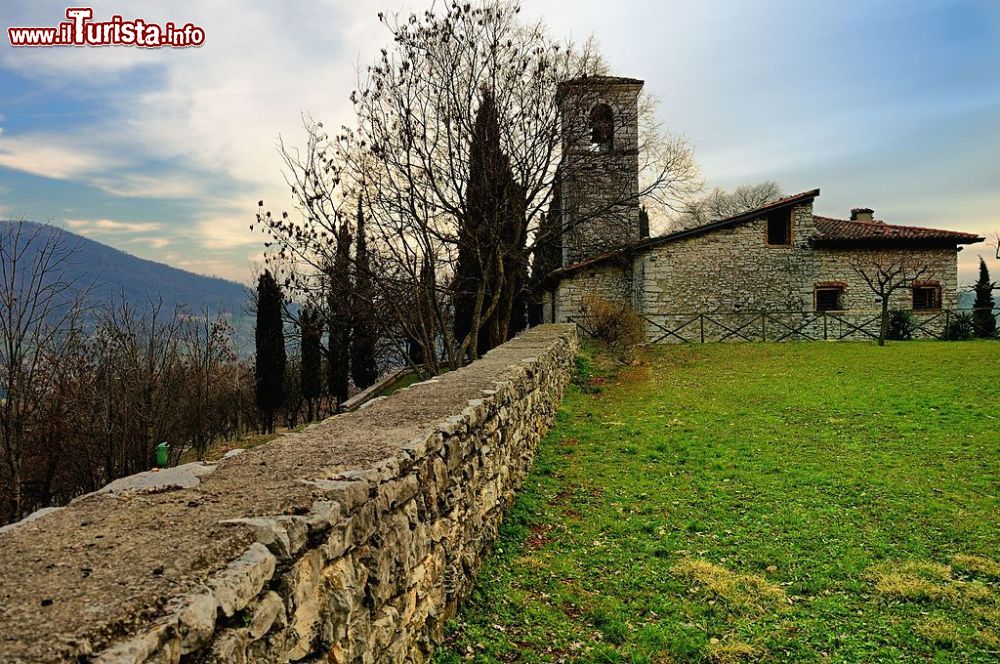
[913,286,940,311]
[815,287,844,312]
[766,210,792,246]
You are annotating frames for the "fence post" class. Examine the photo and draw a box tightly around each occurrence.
[761,313,766,342]
[700,313,705,343]
[944,309,951,340]
[823,312,828,341]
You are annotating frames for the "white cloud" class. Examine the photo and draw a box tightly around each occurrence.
[0,131,210,198]
[193,184,287,250]
[0,0,394,256]
[91,172,207,199]
[65,218,163,234]
[119,235,173,249]
[0,133,121,181]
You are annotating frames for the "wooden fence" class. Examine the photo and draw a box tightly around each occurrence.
[569,308,992,344]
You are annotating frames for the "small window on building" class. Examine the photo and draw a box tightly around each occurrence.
[814,286,844,312]
[766,209,792,246]
[912,284,941,311]
[590,103,614,152]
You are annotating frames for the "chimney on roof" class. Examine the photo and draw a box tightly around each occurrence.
[851,207,874,222]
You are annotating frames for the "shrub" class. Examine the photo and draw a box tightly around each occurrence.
[887,309,915,341]
[944,312,975,341]
[572,354,595,390]
[580,294,644,357]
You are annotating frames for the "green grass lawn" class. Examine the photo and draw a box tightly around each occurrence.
[433,341,1000,663]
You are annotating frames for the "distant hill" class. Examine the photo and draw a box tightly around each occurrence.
[0,220,250,320]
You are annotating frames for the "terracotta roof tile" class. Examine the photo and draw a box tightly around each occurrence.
[812,216,984,245]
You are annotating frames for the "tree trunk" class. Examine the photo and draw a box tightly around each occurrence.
[879,299,889,347]
[9,456,22,521]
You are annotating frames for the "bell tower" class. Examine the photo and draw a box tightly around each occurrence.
[557,75,643,266]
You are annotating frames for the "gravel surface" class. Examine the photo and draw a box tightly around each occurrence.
[0,328,567,663]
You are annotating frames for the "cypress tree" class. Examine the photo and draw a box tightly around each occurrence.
[255,270,286,433]
[408,258,436,367]
[508,262,529,336]
[639,206,650,239]
[528,178,563,325]
[455,90,526,359]
[350,200,379,388]
[327,223,353,404]
[300,306,322,421]
[972,257,996,338]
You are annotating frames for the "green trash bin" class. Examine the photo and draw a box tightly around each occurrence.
[155,442,169,467]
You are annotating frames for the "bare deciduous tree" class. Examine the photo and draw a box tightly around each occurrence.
[851,256,928,346]
[672,181,782,231]
[0,219,84,520]
[254,0,702,372]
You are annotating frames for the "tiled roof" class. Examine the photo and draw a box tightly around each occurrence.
[812,216,984,246]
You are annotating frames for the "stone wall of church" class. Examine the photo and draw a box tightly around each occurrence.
[638,204,820,315]
[551,262,633,324]
[549,201,962,341]
[639,207,959,312]
[561,156,640,265]
[811,247,959,311]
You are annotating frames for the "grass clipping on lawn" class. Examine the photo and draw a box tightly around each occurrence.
[704,639,762,663]
[868,556,1000,650]
[671,558,787,614]
[868,559,993,604]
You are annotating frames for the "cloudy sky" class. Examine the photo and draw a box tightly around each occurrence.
[1,0,997,283]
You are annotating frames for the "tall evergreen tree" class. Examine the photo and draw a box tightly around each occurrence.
[529,178,563,326]
[508,262,529,337]
[407,258,436,367]
[639,206,650,239]
[350,200,379,389]
[327,223,353,404]
[300,306,322,421]
[454,90,526,359]
[255,270,286,433]
[972,257,996,338]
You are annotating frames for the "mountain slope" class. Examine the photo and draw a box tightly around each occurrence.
[0,220,249,317]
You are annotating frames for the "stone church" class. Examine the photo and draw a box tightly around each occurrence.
[541,75,985,340]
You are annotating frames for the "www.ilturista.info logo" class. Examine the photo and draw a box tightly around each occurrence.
[7,7,205,48]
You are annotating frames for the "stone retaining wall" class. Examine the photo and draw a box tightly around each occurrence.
[0,325,578,664]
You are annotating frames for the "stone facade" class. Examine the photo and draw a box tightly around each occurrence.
[550,262,632,325]
[558,77,643,265]
[635,202,960,315]
[545,198,967,342]
[0,325,579,664]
